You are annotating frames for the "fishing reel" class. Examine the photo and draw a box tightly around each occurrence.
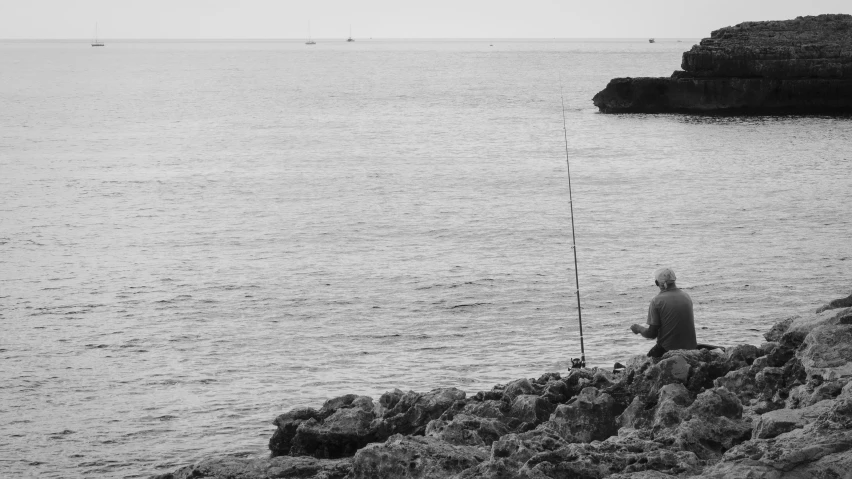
[570,358,586,369]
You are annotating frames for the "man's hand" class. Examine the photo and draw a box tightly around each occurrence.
[630,324,644,335]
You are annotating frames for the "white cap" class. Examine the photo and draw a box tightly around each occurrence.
[654,267,677,284]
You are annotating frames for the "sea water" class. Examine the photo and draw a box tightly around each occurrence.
[1,39,850,478]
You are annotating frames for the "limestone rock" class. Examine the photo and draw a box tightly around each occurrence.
[725,344,760,370]
[502,378,537,401]
[617,383,692,431]
[290,404,377,459]
[153,456,352,479]
[700,399,852,477]
[799,320,852,380]
[593,15,852,114]
[373,388,466,439]
[764,317,794,342]
[681,14,852,79]
[787,377,845,408]
[349,434,487,479]
[540,387,617,443]
[519,429,703,478]
[508,394,554,425]
[488,429,570,466]
[269,407,321,456]
[425,413,511,447]
[817,290,852,313]
[592,76,852,114]
[752,399,835,439]
[662,388,752,460]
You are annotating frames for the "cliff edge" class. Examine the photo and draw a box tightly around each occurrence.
[593,14,852,113]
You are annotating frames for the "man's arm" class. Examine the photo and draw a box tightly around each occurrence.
[630,323,660,339]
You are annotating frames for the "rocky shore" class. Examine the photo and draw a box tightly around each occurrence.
[593,14,852,113]
[154,289,852,478]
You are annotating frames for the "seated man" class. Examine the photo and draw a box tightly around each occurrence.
[630,267,697,358]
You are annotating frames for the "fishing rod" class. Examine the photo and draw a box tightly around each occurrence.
[559,81,586,369]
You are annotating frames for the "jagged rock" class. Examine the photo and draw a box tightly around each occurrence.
[725,344,761,370]
[752,399,835,439]
[489,429,571,466]
[290,400,377,458]
[714,367,758,404]
[764,317,795,342]
[456,400,507,420]
[425,413,512,447]
[540,379,571,404]
[459,428,699,478]
[374,388,406,416]
[699,398,852,478]
[593,15,852,113]
[518,428,703,479]
[658,356,690,383]
[613,348,729,416]
[717,339,806,410]
[373,388,466,439]
[617,383,692,431]
[799,318,852,380]
[270,407,321,456]
[540,387,617,443]
[423,390,554,448]
[152,456,352,479]
[787,377,845,408]
[609,472,678,479]
[509,394,554,424]
[781,306,852,346]
[270,395,378,458]
[817,290,852,313]
[664,387,752,460]
[502,378,538,401]
[349,434,487,479]
[681,14,852,79]
[762,341,796,367]
[651,384,693,431]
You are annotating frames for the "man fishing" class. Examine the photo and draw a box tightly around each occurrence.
[630,267,697,358]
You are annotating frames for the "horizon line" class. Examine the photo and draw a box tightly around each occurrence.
[0,37,701,41]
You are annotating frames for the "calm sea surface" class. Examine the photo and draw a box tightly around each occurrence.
[1,39,850,478]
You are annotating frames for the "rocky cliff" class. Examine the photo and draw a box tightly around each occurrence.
[153,288,852,479]
[593,14,852,113]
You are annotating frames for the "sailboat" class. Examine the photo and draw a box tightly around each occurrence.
[305,21,316,45]
[347,25,354,42]
[91,23,104,47]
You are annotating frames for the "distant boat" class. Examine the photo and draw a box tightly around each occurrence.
[347,25,354,42]
[91,23,104,47]
[648,38,655,43]
[306,21,316,45]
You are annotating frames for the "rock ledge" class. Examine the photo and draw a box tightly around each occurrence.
[593,14,852,114]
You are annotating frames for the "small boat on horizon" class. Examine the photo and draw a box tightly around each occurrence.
[347,25,354,42]
[306,21,316,45]
[91,23,104,47]
[648,38,655,43]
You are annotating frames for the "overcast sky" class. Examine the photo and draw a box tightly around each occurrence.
[2,0,850,39]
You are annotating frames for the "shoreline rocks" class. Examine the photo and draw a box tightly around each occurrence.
[153,288,852,478]
[593,14,852,114]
